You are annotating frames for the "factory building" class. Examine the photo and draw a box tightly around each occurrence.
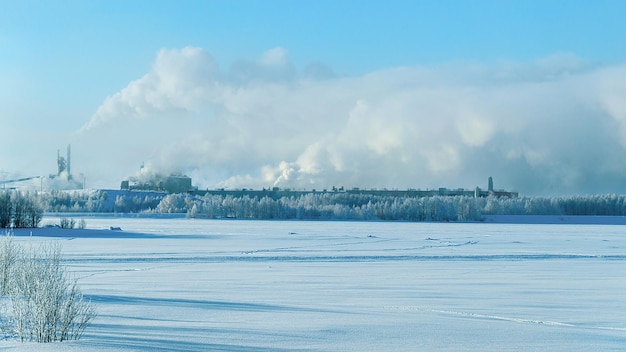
[119,171,517,198]
[196,177,518,199]
[121,173,194,194]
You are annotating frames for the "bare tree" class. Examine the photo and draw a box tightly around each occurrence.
[24,194,43,228]
[0,191,11,228]
[9,192,26,228]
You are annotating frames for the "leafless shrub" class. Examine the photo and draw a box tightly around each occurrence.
[0,234,20,295]
[1,241,95,342]
[59,218,76,229]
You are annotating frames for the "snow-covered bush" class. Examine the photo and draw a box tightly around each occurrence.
[0,234,19,295]
[0,240,95,342]
[59,217,76,229]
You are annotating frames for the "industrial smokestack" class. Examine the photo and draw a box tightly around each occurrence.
[57,149,66,176]
[67,144,71,179]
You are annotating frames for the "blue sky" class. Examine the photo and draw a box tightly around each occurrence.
[2,1,626,194]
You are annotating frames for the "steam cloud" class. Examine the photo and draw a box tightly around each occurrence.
[79,47,626,195]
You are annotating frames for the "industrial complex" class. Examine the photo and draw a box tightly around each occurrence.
[120,169,518,199]
[0,145,83,190]
[2,147,518,198]
[192,176,518,199]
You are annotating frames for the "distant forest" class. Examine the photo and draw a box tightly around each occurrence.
[2,189,626,228]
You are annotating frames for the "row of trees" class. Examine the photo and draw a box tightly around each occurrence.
[178,193,481,221]
[43,190,162,213]
[0,191,44,228]
[6,189,626,223]
[160,192,626,221]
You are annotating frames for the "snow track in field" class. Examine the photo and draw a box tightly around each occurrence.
[63,253,626,264]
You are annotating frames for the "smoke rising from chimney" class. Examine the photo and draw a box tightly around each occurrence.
[76,48,626,195]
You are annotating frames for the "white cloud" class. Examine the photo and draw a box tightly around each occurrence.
[259,47,289,67]
[80,47,220,132]
[78,47,626,195]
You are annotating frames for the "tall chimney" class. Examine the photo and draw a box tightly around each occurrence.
[57,149,63,176]
[67,144,71,179]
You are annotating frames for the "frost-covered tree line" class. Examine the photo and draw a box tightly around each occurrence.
[1,189,162,220]
[0,190,44,228]
[5,189,626,222]
[42,190,162,213]
[176,193,481,221]
[159,192,626,221]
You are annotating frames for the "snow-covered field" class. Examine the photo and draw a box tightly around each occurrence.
[4,216,626,351]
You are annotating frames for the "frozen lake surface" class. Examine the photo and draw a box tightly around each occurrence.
[5,217,626,351]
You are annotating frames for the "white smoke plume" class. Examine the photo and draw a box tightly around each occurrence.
[78,47,626,195]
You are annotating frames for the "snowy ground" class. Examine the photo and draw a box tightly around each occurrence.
[484,214,626,224]
[4,216,626,351]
